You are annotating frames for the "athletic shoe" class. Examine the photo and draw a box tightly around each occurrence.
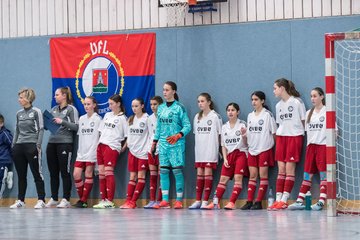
[45,198,58,208]
[250,201,263,210]
[72,200,88,208]
[267,201,280,211]
[93,200,106,209]
[202,202,220,210]
[119,200,131,209]
[158,200,170,209]
[152,202,160,209]
[200,201,209,209]
[57,199,71,208]
[240,201,253,210]
[10,200,25,209]
[188,201,201,209]
[288,201,305,210]
[274,201,288,210]
[34,200,46,209]
[144,201,156,209]
[121,201,136,209]
[103,199,115,208]
[311,201,324,211]
[224,202,236,210]
[6,171,13,189]
[173,201,183,209]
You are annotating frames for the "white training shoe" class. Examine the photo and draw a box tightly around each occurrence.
[200,201,209,209]
[10,200,25,209]
[45,198,58,208]
[311,201,324,211]
[288,201,305,210]
[6,171,13,189]
[34,200,46,209]
[188,201,201,209]
[57,199,71,208]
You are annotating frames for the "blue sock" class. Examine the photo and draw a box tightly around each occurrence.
[173,168,184,201]
[160,168,170,202]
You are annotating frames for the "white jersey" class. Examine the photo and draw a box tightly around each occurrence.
[127,113,149,159]
[247,108,277,155]
[147,113,159,154]
[276,96,306,136]
[98,112,128,152]
[76,113,102,162]
[193,110,223,163]
[221,119,248,154]
[305,106,326,145]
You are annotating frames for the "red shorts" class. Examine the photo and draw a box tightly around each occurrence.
[221,150,249,177]
[128,152,149,172]
[304,144,326,174]
[74,161,95,169]
[195,162,217,170]
[248,148,274,167]
[275,135,303,163]
[97,143,119,167]
[148,152,159,166]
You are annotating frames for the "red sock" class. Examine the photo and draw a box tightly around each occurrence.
[81,177,93,202]
[284,175,295,194]
[319,180,327,203]
[247,180,257,201]
[203,175,213,201]
[255,178,268,202]
[74,178,84,199]
[131,178,146,202]
[215,183,227,200]
[196,175,205,201]
[230,184,242,203]
[276,173,286,194]
[150,170,158,201]
[126,180,137,201]
[297,180,311,201]
[99,174,107,200]
[105,170,115,201]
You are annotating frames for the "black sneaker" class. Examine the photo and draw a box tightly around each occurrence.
[240,201,253,210]
[73,200,88,208]
[250,201,263,210]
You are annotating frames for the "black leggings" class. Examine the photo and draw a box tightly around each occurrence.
[12,143,45,201]
[46,143,73,201]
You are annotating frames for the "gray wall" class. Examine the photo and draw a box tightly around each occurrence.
[1,15,359,200]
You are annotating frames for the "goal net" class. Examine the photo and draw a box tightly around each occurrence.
[326,31,360,216]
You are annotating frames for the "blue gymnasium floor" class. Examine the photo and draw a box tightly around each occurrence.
[0,208,359,240]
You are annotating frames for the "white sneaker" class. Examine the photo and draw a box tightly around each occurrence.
[288,201,305,210]
[93,199,115,209]
[93,200,107,209]
[200,201,209,209]
[45,198,58,208]
[6,171,13,189]
[57,198,71,208]
[311,201,324,211]
[34,200,46,209]
[188,201,201,209]
[10,200,25,209]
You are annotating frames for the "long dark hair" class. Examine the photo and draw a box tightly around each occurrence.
[251,91,269,110]
[85,96,99,113]
[226,102,240,112]
[109,94,125,114]
[165,81,179,101]
[129,98,145,126]
[307,87,326,124]
[274,78,301,97]
[198,92,215,120]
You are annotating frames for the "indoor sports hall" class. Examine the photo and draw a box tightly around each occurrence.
[0,1,360,239]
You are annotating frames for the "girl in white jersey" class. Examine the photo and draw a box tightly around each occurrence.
[240,91,277,210]
[204,103,248,210]
[73,97,101,208]
[144,96,163,209]
[268,78,306,210]
[120,98,150,209]
[288,87,327,211]
[189,93,222,209]
[93,94,127,209]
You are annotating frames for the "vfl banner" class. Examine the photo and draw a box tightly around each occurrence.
[50,33,156,116]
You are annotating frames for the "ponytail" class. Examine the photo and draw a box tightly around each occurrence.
[58,86,73,105]
[274,78,300,97]
[165,81,179,100]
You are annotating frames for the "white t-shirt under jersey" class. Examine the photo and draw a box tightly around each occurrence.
[305,106,326,145]
[76,112,102,162]
[98,112,128,152]
[147,113,159,155]
[247,108,277,156]
[221,119,248,154]
[193,110,223,163]
[127,113,149,159]
[276,96,306,136]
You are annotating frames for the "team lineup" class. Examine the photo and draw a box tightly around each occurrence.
[1,78,327,211]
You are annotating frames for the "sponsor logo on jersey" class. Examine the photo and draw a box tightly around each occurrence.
[309,123,323,129]
[130,128,144,134]
[81,128,95,134]
[280,113,293,120]
[160,118,173,124]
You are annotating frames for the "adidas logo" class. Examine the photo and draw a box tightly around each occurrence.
[290,157,294,161]
[108,162,112,165]
[264,161,267,165]
[141,164,145,168]
[248,188,252,191]
[321,186,325,190]
[240,169,244,173]
[233,191,238,194]
[150,187,154,189]
[206,163,210,166]
[62,151,67,154]
[259,188,264,191]
[34,156,38,159]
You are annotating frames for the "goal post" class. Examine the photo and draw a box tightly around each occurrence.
[325,31,360,217]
